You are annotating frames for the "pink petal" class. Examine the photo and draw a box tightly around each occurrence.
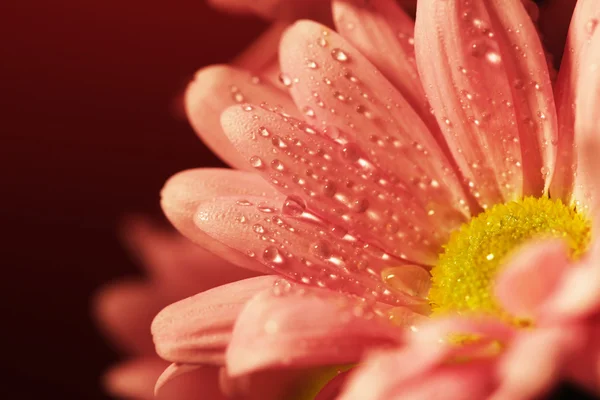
[492,326,584,400]
[550,0,600,202]
[151,276,278,365]
[220,366,349,400]
[225,285,401,376]
[194,194,427,306]
[381,265,431,298]
[279,21,471,241]
[407,315,516,345]
[104,357,168,400]
[338,347,494,400]
[544,260,600,320]
[94,281,161,355]
[161,168,282,273]
[221,104,458,265]
[494,239,569,319]
[120,216,256,302]
[154,363,203,396]
[184,65,298,169]
[415,0,558,205]
[573,21,600,212]
[332,0,434,132]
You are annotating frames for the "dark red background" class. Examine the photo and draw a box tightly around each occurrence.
[1,1,264,398]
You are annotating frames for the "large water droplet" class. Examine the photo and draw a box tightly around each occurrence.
[310,239,332,259]
[279,73,293,87]
[331,48,349,62]
[271,159,285,171]
[263,246,284,264]
[282,195,306,217]
[250,156,264,169]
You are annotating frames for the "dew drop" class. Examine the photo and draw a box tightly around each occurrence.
[253,224,265,234]
[351,198,369,213]
[331,48,350,62]
[279,73,293,87]
[587,18,599,35]
[282,195,306,217]
[263,246,284,264]
[306,60,318,69]
[259,127,270,137]
[310,240,332,259]
[303,106,315,118]
[322,181,337,197]
[250,155,264,169]
[341,144,361,163]
[271,159,285,171]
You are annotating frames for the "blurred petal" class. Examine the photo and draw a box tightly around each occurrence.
[495,240,569,319]
[160,168,282,273]
[104,357,168,400]
[94,281,160,355]
[120,216,256,302]
[492,326,583,400]
[339,348,495,400]
[415,0,557,204]
[226,286,401,376]
[185,65,298,169]
[152,276,278,364]
[550,0,600,202]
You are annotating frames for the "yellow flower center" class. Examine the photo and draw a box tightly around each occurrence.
[428,196,591,323]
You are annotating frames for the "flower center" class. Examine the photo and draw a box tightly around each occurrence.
[428,196,591,323]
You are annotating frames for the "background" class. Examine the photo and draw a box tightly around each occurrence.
[2,1,264,398]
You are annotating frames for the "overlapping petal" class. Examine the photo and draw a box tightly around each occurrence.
[152,276,279,365]
[415,0,557,206]
[226,284,401,376]
[550,0,600,203]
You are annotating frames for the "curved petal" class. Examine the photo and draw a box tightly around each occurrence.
[184,65,298,169]
[120,216,256,302]
[494,240,569,319]
[339,348,495,400]
[492,326,584,400]
[160,168,283,273]
[94,281,161,355]
[152,276,278,365]
[226,285,401,376]
[415,0,558,206]
[194,194,427,306]
[332,0,433,131]
[221,104,461,265]
[277,21,471,255]
[573,21,600,213]
[550,0,600,202]
[104,357,168,400]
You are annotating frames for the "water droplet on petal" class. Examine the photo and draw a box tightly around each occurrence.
[253,224,265,234]
[306,60,318,69]
[310,240,332,259]
[250,156,264,169]
[381,265,431,297]
[263,246,284,264]
[279,73,293,87]
[331,48,349,62]
[282,195,306,217]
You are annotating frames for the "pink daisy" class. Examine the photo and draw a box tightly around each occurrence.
[148,0,600,398]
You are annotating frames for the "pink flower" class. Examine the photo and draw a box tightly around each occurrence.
[150,0,600,398]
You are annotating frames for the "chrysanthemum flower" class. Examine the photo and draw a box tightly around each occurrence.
[151,0,600,398]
